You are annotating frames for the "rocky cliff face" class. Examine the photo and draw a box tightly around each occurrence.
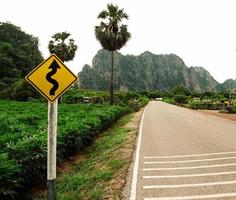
[217,79,236,91]
[79,49,219,92]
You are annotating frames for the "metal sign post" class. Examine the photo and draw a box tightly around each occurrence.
[25,54,78,200]
[47,99,58,200]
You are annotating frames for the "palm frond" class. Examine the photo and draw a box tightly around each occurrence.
[95,3,131,51]
[98,10,108,19]
[117,9,129,20]
[107,4,119,18]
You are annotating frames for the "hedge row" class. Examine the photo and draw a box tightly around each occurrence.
[0,101,128,199]
[62,88,149,111]
[187,100,225,110]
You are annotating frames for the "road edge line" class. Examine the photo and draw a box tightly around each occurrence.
[129,108,146,200]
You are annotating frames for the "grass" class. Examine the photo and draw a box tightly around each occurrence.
[35,113,136,200]
[56,114,133,200]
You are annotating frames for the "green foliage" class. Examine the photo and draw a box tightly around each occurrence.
[0,100,128,198]
[187,99,224,110]
[63,88,110,104]
[95,4,131,51]
[173,94,188,104]
[0,154,22,198]
[217,79,236,91]
[161,87,234,112]
[55,114,133,200]
[163,97,175,104]
[0,22,43,100]
[8,79,42,101]
[226,104,236,113]
[48,32,77,62]
[63,89,149,112]
[172,86,191,96]
[145,91,161,99]
[126,96,149,112]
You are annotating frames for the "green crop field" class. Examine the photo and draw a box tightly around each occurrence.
[0,100,128,199]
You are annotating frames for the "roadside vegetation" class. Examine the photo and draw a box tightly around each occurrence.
[146,86,236,113]
[0,91,148,199]
[0,101,125,198]
[55,113,137,200]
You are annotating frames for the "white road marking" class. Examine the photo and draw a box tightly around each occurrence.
[143,180,236,189]
[144,156,236,164]
[144,192,236,200]
[144,151,236,159]
[143,171,236,179]
[143,162,236,171]
[129,109,145,200]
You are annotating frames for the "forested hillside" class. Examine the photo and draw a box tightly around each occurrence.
[217,79,236,90]
[0,22,43,100]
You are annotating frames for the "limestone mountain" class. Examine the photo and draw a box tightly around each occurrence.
[79,49,219,92]
[217,79,236,91]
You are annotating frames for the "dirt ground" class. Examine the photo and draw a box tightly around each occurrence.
[197,110,236,122]
[121,109,144,200]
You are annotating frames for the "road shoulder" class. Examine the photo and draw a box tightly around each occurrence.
[197,110,236,122]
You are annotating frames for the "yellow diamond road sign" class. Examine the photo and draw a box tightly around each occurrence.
[25,54,77,102]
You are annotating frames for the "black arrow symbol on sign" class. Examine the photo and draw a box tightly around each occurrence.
[46,60,60,95]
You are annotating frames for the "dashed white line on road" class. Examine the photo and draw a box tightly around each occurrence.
[129,110,145,200]
[144,192,236,200]
[143,171,236,179]
[143,162,236,171]
[144,151,236,159]
[144,156,236,164]
[143,180,236,189]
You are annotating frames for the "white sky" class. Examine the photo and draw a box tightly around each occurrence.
[1,0,236,83]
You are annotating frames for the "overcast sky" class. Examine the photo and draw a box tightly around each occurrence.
[1,0,236,83]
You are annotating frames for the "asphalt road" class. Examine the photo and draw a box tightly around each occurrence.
[130,101,236,200]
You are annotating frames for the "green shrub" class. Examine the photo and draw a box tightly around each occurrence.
[146,91,161,99]
[173,94,188,104]
[0,154,22,198]
[227,104,236,113]
[63,89,149,110]
[163,97,175,104]
[187,99,224,110]
[8,80,42,101]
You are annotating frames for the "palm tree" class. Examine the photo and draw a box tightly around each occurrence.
[48,32,77,102]
[48,32,77,62]
[95,4,131,105]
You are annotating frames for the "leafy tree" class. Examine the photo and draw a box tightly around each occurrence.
[172,86,190,96]
[147,91,161,99]
[48,32,77,62]
[95,4,131,105]
[0,22,43,100]
[174,94,188,104]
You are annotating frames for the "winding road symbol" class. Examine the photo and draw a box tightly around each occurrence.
[25,54,77,102]
[46,60,60,95]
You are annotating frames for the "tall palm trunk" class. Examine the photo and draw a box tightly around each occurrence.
[110,50,114,105]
